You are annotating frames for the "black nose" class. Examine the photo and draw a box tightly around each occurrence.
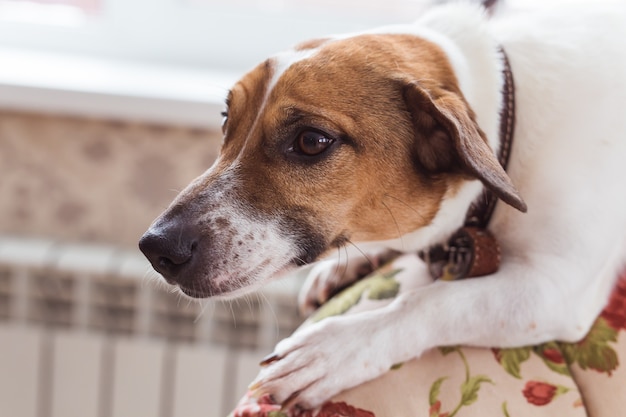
[138,223,197,281]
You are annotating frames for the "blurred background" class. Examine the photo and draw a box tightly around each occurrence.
[0,1,427,416]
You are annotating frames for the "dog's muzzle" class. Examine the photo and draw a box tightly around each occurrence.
[138,200,308,298]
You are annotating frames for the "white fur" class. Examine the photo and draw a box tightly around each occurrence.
[253,0,626,408]
[181,164,298,298]
[267,48,320,94]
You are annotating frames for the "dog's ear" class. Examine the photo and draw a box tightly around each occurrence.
[402,81,527,213]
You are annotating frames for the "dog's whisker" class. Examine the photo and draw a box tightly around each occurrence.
[243,292,255,317]
[333,245,343,279]
[141,266,153,280]
[346,240,375,272]
[234,296,243,311]
[193,299,212,324]
[224,299,237,328]
[185,294,195,309]
[380,199,406,250]
[258,290,280,342]
[141,267,160,290]
[341,244,350,281]
[383,193,427,223]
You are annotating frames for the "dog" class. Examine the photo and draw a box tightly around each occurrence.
[139,0,626,410]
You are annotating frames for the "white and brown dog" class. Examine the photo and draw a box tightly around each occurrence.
[139,0,626,409]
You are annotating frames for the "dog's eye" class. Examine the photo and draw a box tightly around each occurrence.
[220,110,228,134]
[294,130,334,156]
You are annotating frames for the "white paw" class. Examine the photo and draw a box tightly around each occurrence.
[250,316,392,410]
[298,248,399,316]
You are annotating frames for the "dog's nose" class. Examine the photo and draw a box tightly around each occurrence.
[138,223,197,281]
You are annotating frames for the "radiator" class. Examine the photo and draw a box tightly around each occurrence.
[0,236,303,417]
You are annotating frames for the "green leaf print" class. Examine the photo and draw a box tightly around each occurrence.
[390,362,404,371]
[427,348,493,417]
[267,411,288,417]
[559,317,619,374]
[311,269,402,323]
[439,346,459,356]
[429,377,448,406]
[502,402,511,417]
[460,375,493,406]
[494,347,531,379]
[367,273,401,300]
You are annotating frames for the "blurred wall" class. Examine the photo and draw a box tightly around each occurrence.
[0,110,222,248]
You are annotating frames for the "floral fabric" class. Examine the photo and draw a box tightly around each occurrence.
[230,254,626,417]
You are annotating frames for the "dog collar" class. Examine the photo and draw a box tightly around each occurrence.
[419,47,515,281]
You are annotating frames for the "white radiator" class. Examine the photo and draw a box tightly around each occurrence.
[0,236,303,417]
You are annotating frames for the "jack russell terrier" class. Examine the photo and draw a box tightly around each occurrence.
[139,0,626,409]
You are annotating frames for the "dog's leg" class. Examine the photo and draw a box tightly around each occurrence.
[253,248,623,409]
[298,247,401,316]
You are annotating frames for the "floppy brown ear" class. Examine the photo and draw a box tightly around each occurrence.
[403,81,527,213]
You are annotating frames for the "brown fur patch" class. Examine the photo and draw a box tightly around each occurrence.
[221,59,274,159]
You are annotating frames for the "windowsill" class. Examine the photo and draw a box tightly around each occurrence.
[0,47,240,129]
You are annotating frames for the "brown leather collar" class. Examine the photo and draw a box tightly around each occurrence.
[465,47,515,229]
[419,47,515,281]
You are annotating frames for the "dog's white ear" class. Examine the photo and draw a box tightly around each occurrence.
[403,81,527,212]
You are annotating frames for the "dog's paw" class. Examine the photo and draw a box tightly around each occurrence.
[298,249,400,316]
[250,316,392,410]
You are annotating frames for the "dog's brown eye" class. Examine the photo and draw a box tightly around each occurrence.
[295,130,334,156]
[221,110,228,134]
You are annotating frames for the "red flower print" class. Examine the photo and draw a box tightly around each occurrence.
[429,400,450,417]
[315,401,375,417]
[541,347,565,364]
[522,381,557,406]
[491,348,502,363]
[257,394,276,405]
[232,393,282,417]
[601,272,626,331]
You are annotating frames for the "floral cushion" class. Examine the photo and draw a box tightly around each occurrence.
[230,254,626,417]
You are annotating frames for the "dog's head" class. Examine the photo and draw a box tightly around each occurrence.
[139,33,525,298]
